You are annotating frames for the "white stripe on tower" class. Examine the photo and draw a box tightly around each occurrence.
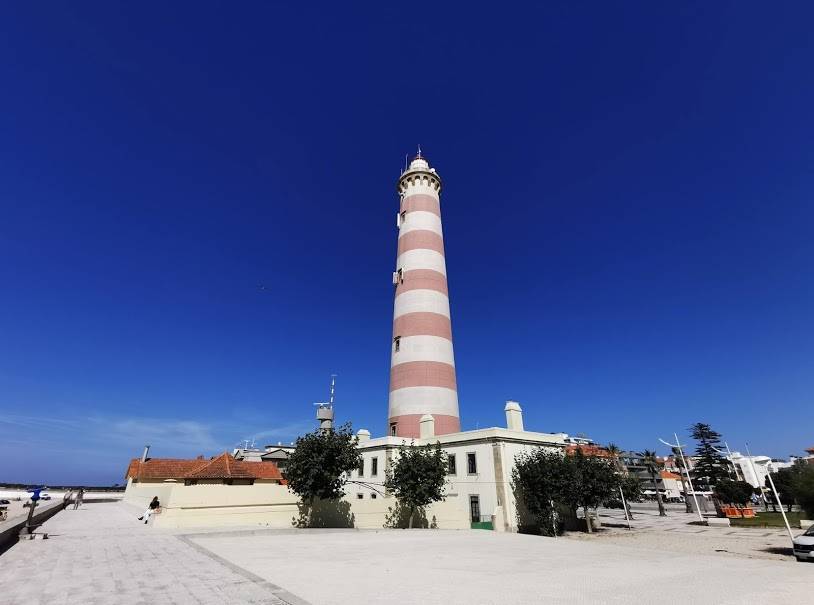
[388,152,460,438]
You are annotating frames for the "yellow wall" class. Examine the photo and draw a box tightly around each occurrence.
[124,479,470,530]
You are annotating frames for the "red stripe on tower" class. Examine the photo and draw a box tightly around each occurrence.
[388,152,460,438]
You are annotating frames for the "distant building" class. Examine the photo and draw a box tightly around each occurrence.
[233,444,295,472]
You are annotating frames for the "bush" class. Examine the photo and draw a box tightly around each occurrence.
[796,466,814,519]
[714,479,755,506]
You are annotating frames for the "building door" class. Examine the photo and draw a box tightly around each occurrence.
[469,495,480,524]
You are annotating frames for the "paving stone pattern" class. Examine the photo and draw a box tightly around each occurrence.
[0,502,296,605]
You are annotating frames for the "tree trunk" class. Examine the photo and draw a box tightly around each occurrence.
[651,470,667,516]
[408,506,414,529]
[625,500,634,520]
[679,476,691,513]
[583,506,592,533]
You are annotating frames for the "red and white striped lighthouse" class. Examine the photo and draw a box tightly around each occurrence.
[388,152,460,438]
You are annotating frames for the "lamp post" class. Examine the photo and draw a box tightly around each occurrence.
[764,463,795,546]
[660,434,705,524]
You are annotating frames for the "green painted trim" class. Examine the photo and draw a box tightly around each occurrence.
[471,521,493,530]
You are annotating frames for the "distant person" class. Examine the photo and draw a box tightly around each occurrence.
[73,488,84,510]
[138,496,160,524]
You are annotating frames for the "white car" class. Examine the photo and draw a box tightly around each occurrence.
[793,525,814,562]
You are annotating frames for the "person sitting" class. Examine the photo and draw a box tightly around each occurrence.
[138,496,160,524]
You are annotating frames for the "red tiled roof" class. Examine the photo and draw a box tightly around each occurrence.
[660,470,681,480]
[126,452,283,481]
[565,445,614,459]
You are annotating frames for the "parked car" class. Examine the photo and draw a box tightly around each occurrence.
[793,525,814,562]
[40,494,51,500]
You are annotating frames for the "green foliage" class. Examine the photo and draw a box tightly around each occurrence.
[512,449,620,534]
[714,479,755,506]
[790,465,814,518]
[620,476,643,503]
[766,466,801,511]
[689,423,729,489]
[284,423,362,505]
[511,449,568,535]
[383,443,447,528]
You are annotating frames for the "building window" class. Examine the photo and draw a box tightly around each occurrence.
[372,457,379,477]
[184,479,198,486]
[371,493,377,500]
[357,493,363,500]
[390,423,397,436]
[394,336,401,353]
[447,454,457,475]
[469,495,481,523]
[467,452,477,475]
[358,459,364,477]
[397,268,403,283]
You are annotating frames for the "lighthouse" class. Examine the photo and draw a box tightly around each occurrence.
[388,152,460,438]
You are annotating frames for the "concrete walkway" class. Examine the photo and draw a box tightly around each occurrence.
[1,501,811,604]
[0,501,304,605]
[188,528,812,605]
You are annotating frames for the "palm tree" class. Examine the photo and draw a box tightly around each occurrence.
[642,450,667,517]
[606,443,623,473]
[606,443,633,519]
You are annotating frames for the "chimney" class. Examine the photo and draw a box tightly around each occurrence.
[505,401,524,431]
[357,429,371,442]
[419,414,435,439]
[141,445,151,462]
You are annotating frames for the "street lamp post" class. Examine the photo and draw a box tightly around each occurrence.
[660,433,705,524]
[764,464,795,546]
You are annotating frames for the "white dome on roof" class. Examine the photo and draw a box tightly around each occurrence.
[409,157,429,171]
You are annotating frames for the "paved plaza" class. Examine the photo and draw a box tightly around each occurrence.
[0,501,811,605]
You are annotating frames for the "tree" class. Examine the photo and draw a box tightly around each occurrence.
[512,449,569,536]
[620,476,643,520]
[606,443,625,474]
[642,450,667,517]
[714,479,755,506]
[671,447,693,513]
[689,423,729,490]
[285,423,362,526]
[766,466,801,513]
[795,465,814,519]
[563,450,619,534]
[384,443,447,529]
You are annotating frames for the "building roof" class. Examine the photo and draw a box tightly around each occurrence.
[565,444,614,459]
[126,453,283,481]
[660,470,682,480]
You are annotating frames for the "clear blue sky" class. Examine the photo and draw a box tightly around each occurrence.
[1,3,812,485]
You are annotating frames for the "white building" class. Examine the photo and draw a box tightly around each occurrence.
[350,401,565,531]
[730,451,774,488]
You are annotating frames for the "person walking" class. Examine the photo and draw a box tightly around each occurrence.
[138,496,160,524]
[73,488,84,510]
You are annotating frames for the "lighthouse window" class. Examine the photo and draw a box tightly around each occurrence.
[397,268,403,284]
[467,452,477,475]
[447,454,457,475]
[394,336,401,352]
[390,423,397,436]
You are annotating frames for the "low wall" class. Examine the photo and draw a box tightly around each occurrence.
[0,501,66,553]
[125,481,470,530]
